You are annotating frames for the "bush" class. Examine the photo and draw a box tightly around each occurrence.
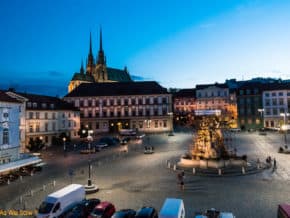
[279,147,284,153]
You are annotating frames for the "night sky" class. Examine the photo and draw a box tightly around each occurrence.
[1,0,290,96]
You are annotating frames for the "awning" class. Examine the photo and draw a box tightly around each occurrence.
[0,156,42,174]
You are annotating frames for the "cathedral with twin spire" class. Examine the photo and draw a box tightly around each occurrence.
[68,29,132,93]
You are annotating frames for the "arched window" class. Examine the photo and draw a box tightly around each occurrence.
[3,129,9,144]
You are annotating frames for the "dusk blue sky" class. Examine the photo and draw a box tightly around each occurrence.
[1,0,290,96]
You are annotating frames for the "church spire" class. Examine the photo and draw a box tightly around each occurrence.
[86,31,95,74]
[100,27,103,52]
[80,60,84,74]
[89,31,93,55]
[97,27,105,65]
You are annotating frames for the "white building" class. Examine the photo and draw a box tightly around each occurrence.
[6,92,80,149]
[64,81,173,134]
[0,91,21,164]
[262,84,290,128]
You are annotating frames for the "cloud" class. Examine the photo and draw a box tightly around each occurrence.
[131,74,152,81]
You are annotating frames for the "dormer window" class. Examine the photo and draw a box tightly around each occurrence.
[33,103,37,108]
[50,104,54,109]
[42,103,47,108]
[27,102,32,107]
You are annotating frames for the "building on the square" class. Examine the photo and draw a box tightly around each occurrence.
[6,92,80,149]
[262,83,290,129]
[64,81,173,134]
[195,83,237,128]
[172,89,196,126]
[0,91,21,164]
[68,30,132,93]
[236,82,265,130]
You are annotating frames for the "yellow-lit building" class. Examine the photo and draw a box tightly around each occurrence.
[68,30,132,93]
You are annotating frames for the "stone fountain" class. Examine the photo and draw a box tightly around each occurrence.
[178,115,247,169]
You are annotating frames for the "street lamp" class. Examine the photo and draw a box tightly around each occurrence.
[87,130,93,151]
[62,137,66,155]
[280,113,289,148]
[167,112,174,136]
[258,108,264,129]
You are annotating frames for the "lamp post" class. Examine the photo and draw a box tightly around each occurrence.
[62,137,66,156]
[280,113,289,148]
[87,130,94,151]
[167,112,174,136]
[144,119,151,146]
[258,108,264,129]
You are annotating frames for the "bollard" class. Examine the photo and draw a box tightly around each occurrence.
[167,162,171,169]
[218,169,222,176]
[43,185,46,191]
[53,180,56,187]
[20,176,23,181]
[242,166,245,174]
[7,179,10,185]
[19,196,23,204]
[30,171,34,176]
[192,168,196,175]
[30,190,33,196]
[173,164,176,171]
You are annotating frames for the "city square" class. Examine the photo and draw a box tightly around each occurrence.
[1,130,290,217]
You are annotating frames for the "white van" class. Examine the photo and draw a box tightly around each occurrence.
[159,198,185,218]
[37,184,85,218]
[219,212,235,218]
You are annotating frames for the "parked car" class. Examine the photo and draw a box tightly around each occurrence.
[136,134,145,139]
[135,207,158,218]
[120,137,131,145]
[64,198,101,218]
[229,128,241,132]
[99,137,118,146]
[112,209,136,218]
[258,128,267,135]
[89,201,116,218]
[144,146,154,154]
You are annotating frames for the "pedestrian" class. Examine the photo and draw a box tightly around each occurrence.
[181,170,185,179]
[273,158,277,171]
[180,180,184,191]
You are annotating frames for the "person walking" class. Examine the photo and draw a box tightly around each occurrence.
[273,158,277,171]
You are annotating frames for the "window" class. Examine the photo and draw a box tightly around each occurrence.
[27,102,32,107]
[246,89,251,95]
[155,121,158,128]
[52,123,56,131]
[110,99,114,106]
[62,113,65,118]
[88,100,92,107]
[162,97,167,104]
[36,124,40,132]
[124,99,128,105]
[50,104,54,109]
[273,108,278,115]
[146,98,150,104]
[265,99,270,106]
[138,98,143,105]
[239,90,244,95]
[45,136,48,143]
[139,121,143,129]
[163,120,167,128]
[45,112,48,119]
[254,89,258,94]
[279,98,284,105]
[117,99,121,105]
[52,113,56,119]
[33,102,37,108]
[36,112,40,119]
[272,92,276,97]
[96,122,99,129]
[3,112,9,118]
[265,92,270,97]
[41,103,46,108]
[45,123,48,131]
[29,125,33,133]
[29,112,33,119]
[3,129,9,144]
[62,120,65,128]
[279,92,283,96]
[272,99,277,106]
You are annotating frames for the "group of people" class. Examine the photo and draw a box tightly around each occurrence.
[177,170,185,191]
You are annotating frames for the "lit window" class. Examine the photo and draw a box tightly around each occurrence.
[3,129,9,144]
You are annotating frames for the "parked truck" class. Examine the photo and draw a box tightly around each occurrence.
[37,184,85,218]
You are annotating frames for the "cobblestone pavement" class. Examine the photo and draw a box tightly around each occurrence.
[1,131,290,218]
